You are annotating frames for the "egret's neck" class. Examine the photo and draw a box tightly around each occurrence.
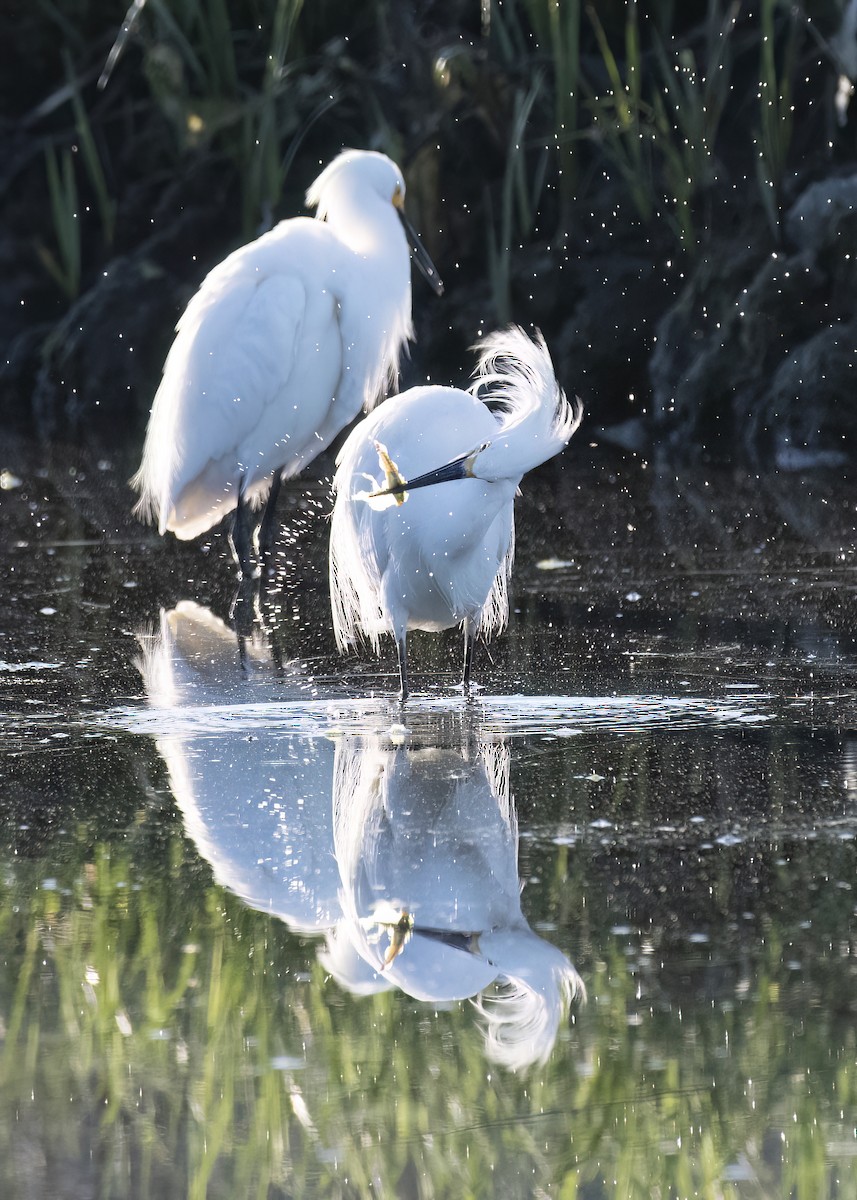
[323,186,412,333]
[324,189,408,271]
[320,187,414,410]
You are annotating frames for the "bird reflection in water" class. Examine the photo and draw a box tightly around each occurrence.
[326,734,585,1070]
[137,601,584,1069]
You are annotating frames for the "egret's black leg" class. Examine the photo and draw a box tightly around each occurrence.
[229,574,261,665]
[256,471,282,573]
[229,476,259,579]
[268,621,285,674]
[396,635,409,704]
[462,621,475,700]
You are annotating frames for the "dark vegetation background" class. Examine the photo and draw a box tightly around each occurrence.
[2,0,857,473]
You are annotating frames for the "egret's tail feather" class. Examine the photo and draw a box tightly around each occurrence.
[129,461,159,528]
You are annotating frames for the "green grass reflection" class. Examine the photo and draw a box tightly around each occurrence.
[1,781,856,1198]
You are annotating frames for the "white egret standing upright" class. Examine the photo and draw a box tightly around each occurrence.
[131,149,443,577]
[329,326,583,700]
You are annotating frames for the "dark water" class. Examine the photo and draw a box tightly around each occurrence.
[2,442,857,1198]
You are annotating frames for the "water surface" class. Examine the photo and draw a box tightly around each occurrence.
[2,444,857,1197]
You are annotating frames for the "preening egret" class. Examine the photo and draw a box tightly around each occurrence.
[329,326,583,700]
[136,611,584,1066]
[326,734,584,1068]
[131,149,443,577]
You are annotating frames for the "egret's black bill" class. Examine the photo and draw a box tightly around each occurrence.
[398,209,444,296]
[373,444,489,498]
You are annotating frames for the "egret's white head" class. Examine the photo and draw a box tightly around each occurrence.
[366,328,581,499]
[305,149,443,295]
[305,149,404,219]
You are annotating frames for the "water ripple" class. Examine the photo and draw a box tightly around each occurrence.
[100,690,772,741]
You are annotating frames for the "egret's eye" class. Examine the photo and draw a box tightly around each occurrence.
[392,183,404,208]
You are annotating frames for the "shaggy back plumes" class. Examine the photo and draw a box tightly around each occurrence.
[473,950,586,1071]
[466,326,580,639]
[475,523,514,643]
[479,740,513,826]
[328,499,386,653]
[468,326,583,480]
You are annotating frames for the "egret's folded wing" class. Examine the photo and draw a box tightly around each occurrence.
[136,271,306,537]
[170,273,306,486]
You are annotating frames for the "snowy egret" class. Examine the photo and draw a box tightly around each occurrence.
[329,326,583,700]
[136,602,340,933]
[325,733,584,1067]
[131,149,443,577]
[135,616,585,1066]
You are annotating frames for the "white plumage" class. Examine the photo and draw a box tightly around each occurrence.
[324,734,585,1068]
[131,149,441,571]
[329,326,583,698]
